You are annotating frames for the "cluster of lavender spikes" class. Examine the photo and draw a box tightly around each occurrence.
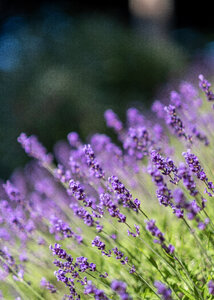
[1,74,214,300]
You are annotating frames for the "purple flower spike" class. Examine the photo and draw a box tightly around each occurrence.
[199,74,214,102]
[84,281,109,299]
[146,220,174,255]
[182,150,214,193]
[92,236,105,250]
[154,281,172,300]
[83,144,105,178]
[40,277,57,293]
[3,181,22,202]
[67,132,81,148]
[17,133,53,163]
[108,176,136,210]
[164,105,191,141]
[170,91,182,108]
[123,126,151,160]
[104,109,123,132]
[208,280,214,295]
[111,280,130,300]
[68,180,86,201]
[151,150,177,177]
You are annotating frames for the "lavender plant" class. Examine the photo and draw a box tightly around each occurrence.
[1,75,214,299]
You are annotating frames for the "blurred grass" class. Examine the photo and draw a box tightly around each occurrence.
[0,10,188,178]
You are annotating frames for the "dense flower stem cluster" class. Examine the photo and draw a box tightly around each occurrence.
[2,74,214,299]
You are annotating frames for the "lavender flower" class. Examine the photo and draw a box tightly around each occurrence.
[104,109,123,132]
[177,163,198,196]
[83,144,105,178]
[164,105,191,141]
[67,132,81,148]
[68,180,86,201]
[208,280,214,295]
[111,280,131,300]
[170,91,182,108]
[3,181,23,202]
[70,203,94,227]
[146,220,174,255]
[49,216,82,243]
[92,236,105,251]
[151,150,177,177]
[182,150,214,190]
[126,108,144,127]
[84,281,109,300]
[108,176,136,210]
[199,74,214,102]
[40,277,57,293]
[154,281,172,300]
[17,133,53,163]
[123,127,151,160]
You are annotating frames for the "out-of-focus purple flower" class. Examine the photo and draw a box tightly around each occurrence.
[104,109,123,132]
[0,228,10,241]
[0,247,20,279]
[180,81,199,101]
[129,265,136,274]
[111,280,131,300]
[123,127,151,160]
[208,280,214,295]
[67,132,81,148]
[84,280,109,299]
[153,124,164,142]
[17,133,53,163]
[177,163,198,196]
[198,218,209,230]
[170,91,182,108]
[126,108,144,127]
[49,216,82,243]
[146,220,174,255]
[191,126,209,146]
[128,225,140,238]
[152,100,165,118]
[3,181,23,202]
[156,184,173,207]
[40,277,57,293]
[54,164,71,183]
[110,234,117,240]
[70,203,94,227]
[154,281,172,300]
[99,272,108,278]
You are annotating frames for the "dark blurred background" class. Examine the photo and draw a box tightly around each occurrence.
[0,0,213,178]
